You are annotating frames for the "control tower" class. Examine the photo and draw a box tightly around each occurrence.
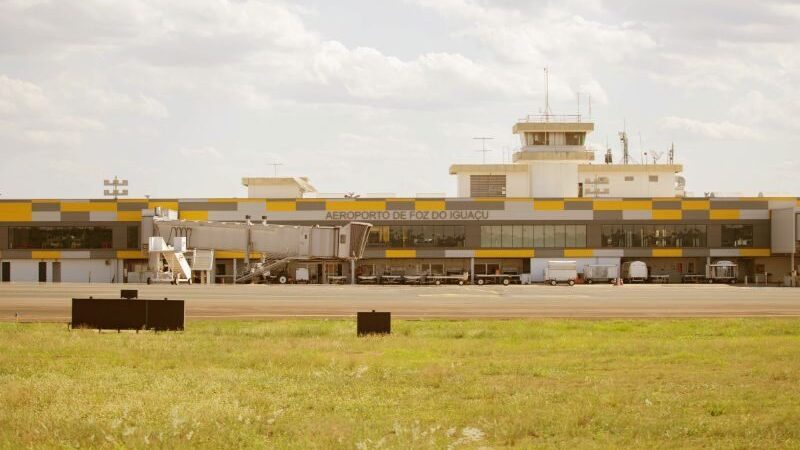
[512,114,594,197]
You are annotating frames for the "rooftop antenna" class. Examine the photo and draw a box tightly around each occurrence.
[651,150,664,164]
[619,121,629,165]
[543,67,553,120]
[588,94,592,119]
[669,142,675,164]
[638,132,644,165]
[473,137,494,164]
[103,176,128,200]
[267,163,283,177]
[604,135,613,164]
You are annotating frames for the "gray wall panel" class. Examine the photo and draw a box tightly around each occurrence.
[61,212,90,221]
[31,202,60,212]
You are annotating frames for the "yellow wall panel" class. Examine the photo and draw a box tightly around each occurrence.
[415,200,445,211]
[266,201,296,212]
[681,200,710,210]
[385,249,417,258]
[564,249,594,257]
[116,211,142,221]
[216,251,244,259]
[709,209,740,220]
[61,201,116,212]
[0,202,33,221]
[739,248,771,257]
[474,249,534,258]
[32,250,61,259]
[534,200,564,210]
[326,201,386,211]
[593,200,651,210]
[180,210,209,221]
[214,251,262,259]
[652,210,682,220]
[116,250,147,259]
[652,248,682,257]
[593,200,624,210]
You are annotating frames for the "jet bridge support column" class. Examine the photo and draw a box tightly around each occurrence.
[470,257,475,284]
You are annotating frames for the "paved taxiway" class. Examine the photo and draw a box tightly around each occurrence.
[1,282,799,321]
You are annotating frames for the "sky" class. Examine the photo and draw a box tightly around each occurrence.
[0,0,798,199]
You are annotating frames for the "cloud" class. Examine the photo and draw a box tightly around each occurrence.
[661,116,760,140]
[0,74,104,146]
[178,146,223,159]
[0,0,798,196]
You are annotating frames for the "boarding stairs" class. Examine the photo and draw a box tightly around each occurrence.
[148,236,193,284]
[163,251,192,283]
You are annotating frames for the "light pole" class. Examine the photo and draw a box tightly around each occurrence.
[103,176,128,200]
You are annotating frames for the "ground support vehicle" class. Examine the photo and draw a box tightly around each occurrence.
[475,274,519,286]
[706,261,739,284]
[622,261,649,283]
[427,272,469,286]
[545,261,578,286]
[584,264,618,284]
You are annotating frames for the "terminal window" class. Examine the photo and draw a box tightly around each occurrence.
[9,226,113,249]
[368,225,465,248]
[601,224,707,248]
[721,224,754,248]
[480,225,586,248]
[126,225,140,249]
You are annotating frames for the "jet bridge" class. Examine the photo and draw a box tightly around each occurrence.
[147,213,371,284]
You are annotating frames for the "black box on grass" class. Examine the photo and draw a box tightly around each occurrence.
[357,311,391,336]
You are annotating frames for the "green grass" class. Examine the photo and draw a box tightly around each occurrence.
[1,319,800,449]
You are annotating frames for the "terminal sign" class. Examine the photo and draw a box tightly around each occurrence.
[325,210,490,221]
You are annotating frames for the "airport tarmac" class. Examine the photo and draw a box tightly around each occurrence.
[1,282,799,321]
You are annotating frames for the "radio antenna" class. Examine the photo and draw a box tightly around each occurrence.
[543,67,553,120]
[473,137,494,164]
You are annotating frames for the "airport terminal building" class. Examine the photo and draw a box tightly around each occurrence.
[1,114,798,285]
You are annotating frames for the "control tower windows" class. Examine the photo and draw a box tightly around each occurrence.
[565,132,585,145]
[526,132,547,145]
[524,132,585,146]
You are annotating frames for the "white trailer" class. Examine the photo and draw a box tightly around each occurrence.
[584,264,619,284]
[545,261,578,286]
[623,261,648,283]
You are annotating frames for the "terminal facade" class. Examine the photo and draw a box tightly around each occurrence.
[1,114,798,284]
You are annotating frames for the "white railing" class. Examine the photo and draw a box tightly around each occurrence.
[517,114,583,123]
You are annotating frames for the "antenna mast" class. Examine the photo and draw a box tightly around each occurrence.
[473,137,494,164]
[267,163,283,177]
[619,127,629,165]
[543,67,552,120]
[669,142,675,164]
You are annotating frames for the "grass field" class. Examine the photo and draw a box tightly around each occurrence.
[1,319,799,449]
